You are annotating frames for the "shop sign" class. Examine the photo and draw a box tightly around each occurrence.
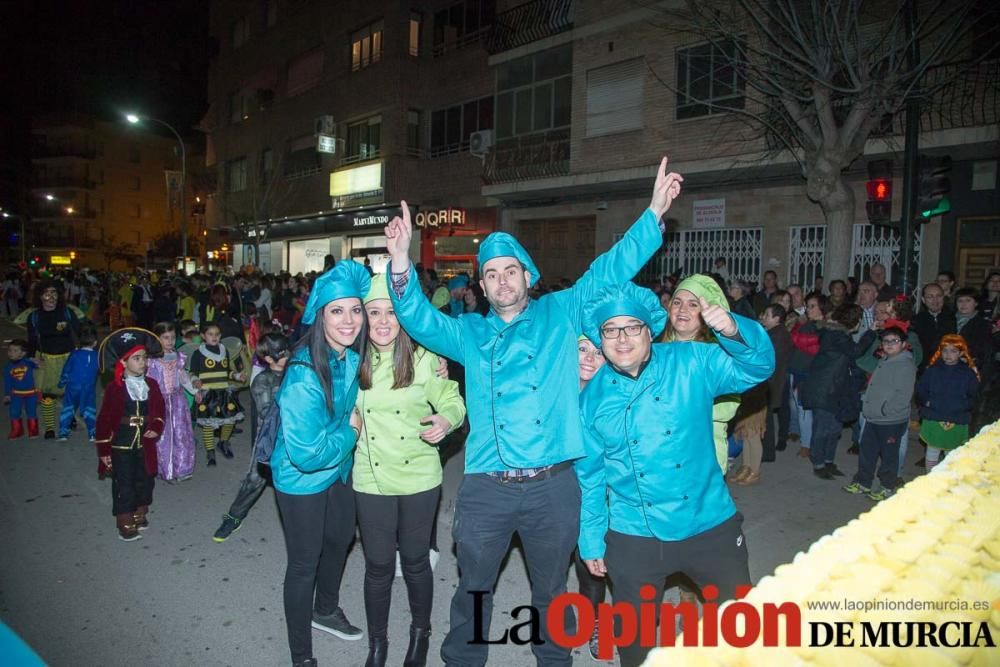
[316,134,337,154]
[693,198,726,228]
[50,255,72,265]
[330,162,383,199]
[353,213,391,228]
[415,208,466,228]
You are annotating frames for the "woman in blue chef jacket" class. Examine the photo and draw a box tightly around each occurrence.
[270,261,371,667]
[575,282,774,667]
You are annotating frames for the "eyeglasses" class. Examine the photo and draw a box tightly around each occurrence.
[881,338,902,345]
[600,324,646,340]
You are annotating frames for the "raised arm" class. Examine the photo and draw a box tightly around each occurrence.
[698,304,776,397]
[384,201,465,362]
[554,157,683,326]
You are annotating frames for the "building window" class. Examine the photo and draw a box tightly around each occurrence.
[586,58,644,137]
[128,145,141,163]
[287,48,324,96]
[130,204,141,218]
[351,20,384,71]
[226,157,248,192]
[129,175,141,191]
[285,135,320,179]
[432,0,495,56]
[430,96,492,156]
[345,116,382,162]
[406,110,422,155]
[409,11,422,57]
[495,44,571,139]
[264,0,277,27]
[229,88,255,123]
[675,39,746,120]
[261,148,274,181]
[232,16,250,50]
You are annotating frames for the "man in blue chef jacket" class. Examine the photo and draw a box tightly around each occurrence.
[383,158,683,666]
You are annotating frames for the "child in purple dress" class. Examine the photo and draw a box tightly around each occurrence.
[148,323,199,481]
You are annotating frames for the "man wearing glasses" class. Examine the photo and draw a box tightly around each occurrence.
[384,159,682,666]
[576,283,774,667]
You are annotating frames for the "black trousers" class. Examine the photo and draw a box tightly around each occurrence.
[355,485,441,638]
[604,513,751,667]
[110,448,154,516]
[854,421,907,490]
[275,478,356,664]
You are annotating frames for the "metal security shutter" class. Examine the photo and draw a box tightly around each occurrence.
[586,58,644,137]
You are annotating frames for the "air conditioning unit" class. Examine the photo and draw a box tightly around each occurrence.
[469,130,493,158]
[314,115,336,135]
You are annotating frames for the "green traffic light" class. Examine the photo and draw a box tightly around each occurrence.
[921,196,951,218]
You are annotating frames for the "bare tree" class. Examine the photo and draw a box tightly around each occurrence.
[97,234,138,272]
[221,145,299,267]
[648,0,996,278]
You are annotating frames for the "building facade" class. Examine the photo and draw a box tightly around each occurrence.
[206,0,499,276]
[29,114,204,271]
[208,0,998,289]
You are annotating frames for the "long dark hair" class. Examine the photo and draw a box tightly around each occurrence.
[294,299,369,415]
[359,327,417,391]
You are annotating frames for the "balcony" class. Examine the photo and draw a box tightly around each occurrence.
[32,144,97,160]
[487,0,574,54]
[483,127,570,184]
[31,175,97,190]
[32,229,98,250]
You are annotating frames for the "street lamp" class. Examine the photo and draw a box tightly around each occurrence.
[125,112,188,263]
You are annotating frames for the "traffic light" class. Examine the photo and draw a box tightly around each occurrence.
[917,155,952,220]
[865,159,893,226]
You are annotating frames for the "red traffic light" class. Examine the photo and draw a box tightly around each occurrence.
[866,179,891,201]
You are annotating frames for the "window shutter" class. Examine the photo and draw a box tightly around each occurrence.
[586,58,644,137]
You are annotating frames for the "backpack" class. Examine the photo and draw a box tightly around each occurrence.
[253,360,309,466]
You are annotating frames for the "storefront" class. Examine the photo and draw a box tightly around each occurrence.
[418,207,496,278]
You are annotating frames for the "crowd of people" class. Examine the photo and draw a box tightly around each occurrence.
[3,155,1000,665]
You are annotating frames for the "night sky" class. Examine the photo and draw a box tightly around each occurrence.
[1,0,209,157]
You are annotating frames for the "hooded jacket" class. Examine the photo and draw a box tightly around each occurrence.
[388,208,664,473]
[862,350,916,424]
[576,314,774,559]
[799,322,874,414]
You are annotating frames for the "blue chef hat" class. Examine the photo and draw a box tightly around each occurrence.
[302,260,372,325]
[581,282,668,346]
[447,274,469,291]
[476,233,541,287]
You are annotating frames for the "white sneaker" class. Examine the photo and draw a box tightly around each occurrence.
[395,551,403,578]
[429,548,440,571]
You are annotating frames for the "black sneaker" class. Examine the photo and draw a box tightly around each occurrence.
[826,463,846,477]
[311,607,363,641]
[813,467,834,480]
[847,443,860,455]
[44,430,56,440]
[213,514,242,542]
[206,450,217,467]
[218,440,234,459]
[588,628,602,661]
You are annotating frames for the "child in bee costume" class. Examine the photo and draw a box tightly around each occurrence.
[188,322,246,466]
[95,328,166,542]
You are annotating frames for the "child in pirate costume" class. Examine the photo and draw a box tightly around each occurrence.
[189,321,246,466]
[95,328,166,542]
[24,280,82,439]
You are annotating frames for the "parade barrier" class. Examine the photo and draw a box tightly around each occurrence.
[647,420,1000,666]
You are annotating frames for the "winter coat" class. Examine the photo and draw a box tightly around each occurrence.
[862,350,917,425]
[957,314,995,377]
[767,324,794,409]
[915,362,978,424]
[271,345,360,495]
[575,314,774,559]
[788,320,819,375]
[800,323,874,417]
[911,308,956,370]
[388,208,664,474]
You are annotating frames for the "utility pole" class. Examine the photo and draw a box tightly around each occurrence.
[898,0,921,297]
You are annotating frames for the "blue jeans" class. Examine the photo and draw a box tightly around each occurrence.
[442,467,581,667]
[810,409,842,469]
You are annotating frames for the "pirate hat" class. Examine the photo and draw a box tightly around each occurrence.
[99,327,163,374]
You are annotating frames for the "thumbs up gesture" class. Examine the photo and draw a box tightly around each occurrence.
[699,297,737,337]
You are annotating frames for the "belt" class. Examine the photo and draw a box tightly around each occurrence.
[494,460,573,484]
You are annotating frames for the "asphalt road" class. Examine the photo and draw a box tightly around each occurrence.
[0,318,906,666]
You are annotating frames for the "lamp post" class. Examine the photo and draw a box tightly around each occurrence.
[126,113,188,265]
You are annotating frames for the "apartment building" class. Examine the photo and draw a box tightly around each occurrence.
[207,0,499,276]
[30,114,204,270]
[213,0,998,288]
